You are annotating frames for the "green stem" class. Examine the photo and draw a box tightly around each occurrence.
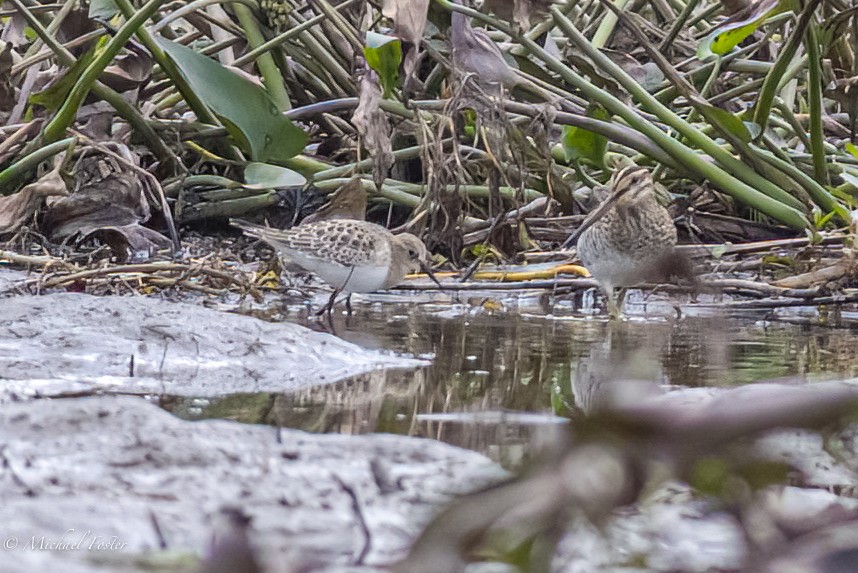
[233,3,292,111]
[0,137,75,194]
[548,6,806,212]
[591,0,631,48]
[753,0,822,128]
[42,0,172,143]
[234,0,360,66]
[805,23,828,185]
[756,138,847,220]
[8,0,176,167]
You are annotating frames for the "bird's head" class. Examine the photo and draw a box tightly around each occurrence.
[611,165,655,207]
[395,234,441,287]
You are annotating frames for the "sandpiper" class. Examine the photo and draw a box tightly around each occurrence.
[562,165,678,317]
[233,219,437,315]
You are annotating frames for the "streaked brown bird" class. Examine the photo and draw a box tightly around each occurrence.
[233,219,439,316]
[562,165,678,317]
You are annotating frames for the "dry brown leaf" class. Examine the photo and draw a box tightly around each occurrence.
[42,152,171,261]
[80,224,172,263]
[351,71,394,190]
[382,0,430,92]
[102,50,153,94]
[0,168,68,235]
[382,0,430,45]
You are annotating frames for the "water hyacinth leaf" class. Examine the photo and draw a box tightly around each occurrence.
[244,162,306,189]
[156,38,307,162]
[561,105,610,167]
[30,37,106,111]
[697,0,787,58]
[89,0,120,19]
[699,105,758,142]
[382,0,430,91]
[364,31,402,98]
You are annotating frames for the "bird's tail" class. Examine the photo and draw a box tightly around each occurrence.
[230,218,271,240]
[230,219,297,255]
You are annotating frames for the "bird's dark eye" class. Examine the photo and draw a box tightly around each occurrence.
[408,249,418,258]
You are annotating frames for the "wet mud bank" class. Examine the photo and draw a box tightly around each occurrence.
[0,292,426,400]
[0,396,506,572]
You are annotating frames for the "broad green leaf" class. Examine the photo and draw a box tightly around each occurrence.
[89,0,119,19]
[697,0,788,58]
[845,142,858,160]
[364,31,402,98]
[30,37,106,110]
[156,38,307,163]
[561,105,610,167]
[699,105,759,142]
[244,162,306,189]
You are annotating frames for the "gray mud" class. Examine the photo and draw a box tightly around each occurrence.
[0,396,506,573]
[0,292,425,400]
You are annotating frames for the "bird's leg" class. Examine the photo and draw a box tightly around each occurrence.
[615,288,628,316]
[316,289,340,317]
[605,285,626,319]
[345,294,353,316]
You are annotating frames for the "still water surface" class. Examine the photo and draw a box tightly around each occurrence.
[158,293,858,464]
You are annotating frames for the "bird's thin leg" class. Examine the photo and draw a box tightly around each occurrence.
[316,289,340,317]
[607,288,628,319]
[602,283,620,319]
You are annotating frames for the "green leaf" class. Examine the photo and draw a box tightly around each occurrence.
[690,457,730,496]
[363,31,402,99]
[30,37,106,111]
[244,162,306,189]
[697,0,788,58]
[699,105,758,143]
[88,0,119,19]
[156,37,307,163]
[845,142,858,161]
[561,105,610,167]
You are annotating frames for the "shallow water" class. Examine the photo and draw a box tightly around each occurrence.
[157,289,858,465]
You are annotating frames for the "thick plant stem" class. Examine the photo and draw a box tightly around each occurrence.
[0,138,75,194]
[805,23,828,186]
[9,0,176,167]
[549,7,808,213]
[233,4,292,111]
[753,0,822,129]
[432,0,810,229]
[591,0,631,48]
[42,0,172,143]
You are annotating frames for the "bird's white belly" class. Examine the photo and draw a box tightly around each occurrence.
[584,253,652,288]
[294,256,389,292]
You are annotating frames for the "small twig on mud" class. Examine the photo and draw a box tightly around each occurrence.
[331,474,372,565]
[0,249,76,268]
[29,262,242,290]
[2,252,260,299]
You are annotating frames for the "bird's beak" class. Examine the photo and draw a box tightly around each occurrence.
[420,259,443,288]
[561,186,628,249]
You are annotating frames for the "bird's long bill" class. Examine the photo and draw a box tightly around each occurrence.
[420,260,443,288]
[560,188,627,249]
